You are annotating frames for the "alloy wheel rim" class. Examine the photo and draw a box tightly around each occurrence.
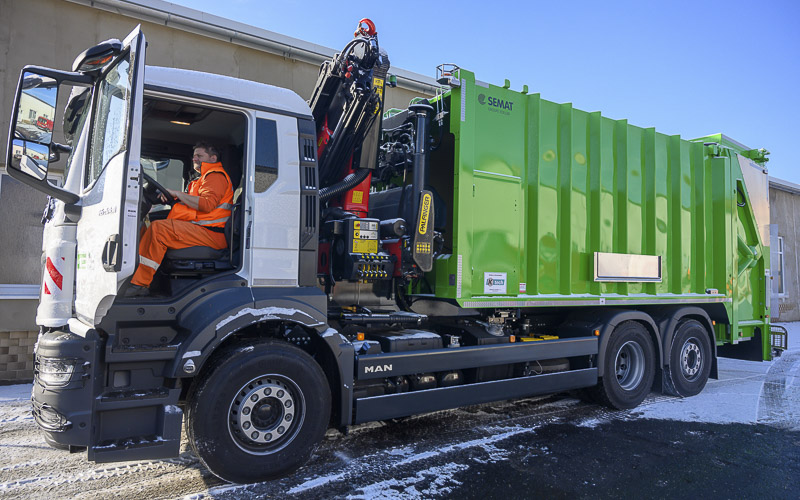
[228,375,305,455]
[615,340,645,391]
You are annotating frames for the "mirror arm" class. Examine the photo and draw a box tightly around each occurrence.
[20,65,94,86]
[6,167,80,205]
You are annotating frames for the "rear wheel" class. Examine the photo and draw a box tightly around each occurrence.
[666,319,712,397]
[186,339,331,483]
[592,321,656,409]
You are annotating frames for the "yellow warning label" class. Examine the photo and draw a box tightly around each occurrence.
[373,78,384,99]
[354,221,361,229]
[353,239,378,254]
[352,191,364,204]
[418,192,432,235]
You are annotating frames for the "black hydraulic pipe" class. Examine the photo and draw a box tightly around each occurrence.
[408,102,434,223]
[340,312,426,325]
[319,168,371,202]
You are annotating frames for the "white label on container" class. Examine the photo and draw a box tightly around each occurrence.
[457,254,463,298]
[484,272,507,294]
[519,282,526,293]
[461,81,466,122]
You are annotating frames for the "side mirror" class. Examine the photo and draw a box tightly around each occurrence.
[12,71,58,171]
[6,67,91,204]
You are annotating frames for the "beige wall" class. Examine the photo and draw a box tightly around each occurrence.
[770,188,800,321]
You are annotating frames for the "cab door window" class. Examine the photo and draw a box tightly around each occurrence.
[86,54,132,187]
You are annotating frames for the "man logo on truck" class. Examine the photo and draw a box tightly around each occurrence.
[365,364,393,374]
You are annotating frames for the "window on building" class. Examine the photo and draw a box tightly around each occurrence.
[776,236,785,296]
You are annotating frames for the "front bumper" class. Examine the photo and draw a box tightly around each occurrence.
[32,329,100,448]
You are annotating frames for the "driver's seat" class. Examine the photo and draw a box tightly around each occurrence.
[160,187,242,276]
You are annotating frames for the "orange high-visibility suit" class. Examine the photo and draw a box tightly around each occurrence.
[131,161,234,287]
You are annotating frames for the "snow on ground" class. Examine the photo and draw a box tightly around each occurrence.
[0,384,30,402]
[622,321,800,430]
[0,322,797,499]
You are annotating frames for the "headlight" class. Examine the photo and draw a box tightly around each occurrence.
[36,357,78,387]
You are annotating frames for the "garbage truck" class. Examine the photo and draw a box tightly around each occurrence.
[5,21,774,483]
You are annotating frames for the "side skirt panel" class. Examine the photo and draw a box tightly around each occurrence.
[354,368,598,423]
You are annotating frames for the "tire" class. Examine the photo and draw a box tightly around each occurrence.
[186,339,331,483]
[665,319,712,397]
[591,321,656,410]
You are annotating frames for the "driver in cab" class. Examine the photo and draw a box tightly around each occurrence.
[125,142,233,297]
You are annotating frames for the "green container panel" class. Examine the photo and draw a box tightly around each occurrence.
[426,69,768,344]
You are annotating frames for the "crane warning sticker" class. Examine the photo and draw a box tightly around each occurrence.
[484,272,507,294]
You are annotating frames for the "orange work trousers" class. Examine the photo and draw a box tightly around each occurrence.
[131,219,227,287]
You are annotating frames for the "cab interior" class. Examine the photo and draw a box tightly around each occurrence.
[137,96,248,297]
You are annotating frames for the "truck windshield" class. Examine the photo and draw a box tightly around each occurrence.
[86,53,131,187]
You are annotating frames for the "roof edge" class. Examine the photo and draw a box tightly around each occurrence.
[769,176,800,195]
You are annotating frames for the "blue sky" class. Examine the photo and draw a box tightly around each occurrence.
[170,0,799,183]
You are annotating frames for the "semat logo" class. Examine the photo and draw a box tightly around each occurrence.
[477,93,513,111]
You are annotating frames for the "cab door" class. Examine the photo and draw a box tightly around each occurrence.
[74,28,146,325]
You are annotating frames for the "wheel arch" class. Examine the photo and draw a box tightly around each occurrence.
[166,290,355,428]
[182,320,354,429]
[649,306,718,380]
[559,308,662,374]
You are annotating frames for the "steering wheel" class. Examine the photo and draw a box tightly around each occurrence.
[141,172,175,206]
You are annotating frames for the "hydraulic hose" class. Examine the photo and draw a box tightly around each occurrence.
[319,168,371,202]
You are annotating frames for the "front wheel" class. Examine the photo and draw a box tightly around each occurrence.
[665,319,712,397]
[186,339,331,483]
[592,321,656,410]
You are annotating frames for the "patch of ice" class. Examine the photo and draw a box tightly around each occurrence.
[575,417,609,428]
[287,471,348,495]
[394,425,533,467]
[347,462,469,500]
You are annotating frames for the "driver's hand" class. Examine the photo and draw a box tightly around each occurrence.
[160,189,180,204]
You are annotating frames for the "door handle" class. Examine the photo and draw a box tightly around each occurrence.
[102,234,122,272]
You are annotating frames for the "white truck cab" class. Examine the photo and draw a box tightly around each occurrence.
[8,27,333,481]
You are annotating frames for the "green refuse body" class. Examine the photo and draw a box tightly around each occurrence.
[420,68,771,360]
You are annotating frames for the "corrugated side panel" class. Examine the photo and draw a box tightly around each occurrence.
[429,69,766,328]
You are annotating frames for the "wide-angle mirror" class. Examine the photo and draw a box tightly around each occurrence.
[10,139,49,180]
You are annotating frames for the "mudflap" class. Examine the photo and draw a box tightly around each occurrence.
[717,328,766,362]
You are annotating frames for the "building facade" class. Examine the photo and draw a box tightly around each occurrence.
[769,177,800,322]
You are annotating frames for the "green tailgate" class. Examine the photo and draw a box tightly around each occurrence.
[426,69,770,356]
